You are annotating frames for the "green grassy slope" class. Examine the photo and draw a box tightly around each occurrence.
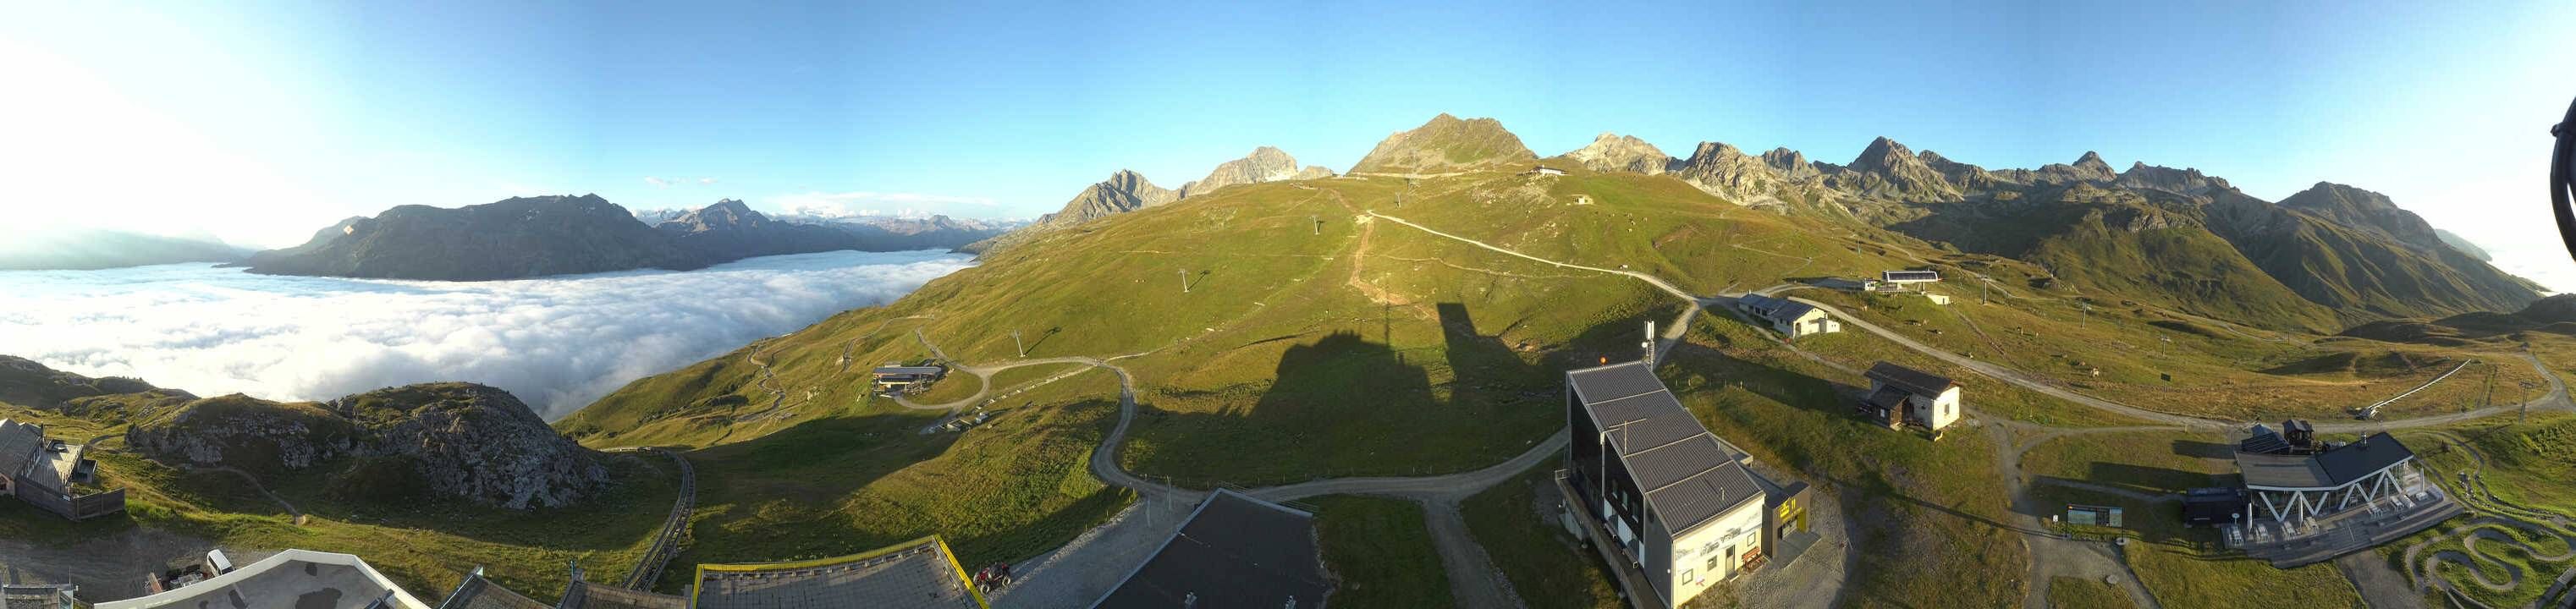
[0,401,674,601]
[1313,496,1453,608]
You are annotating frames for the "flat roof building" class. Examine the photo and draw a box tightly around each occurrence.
[1563,361,1772,608]
[96,549,432,609]
[1092,489,1332,609]
[692,536,986,609]
[872,365,949,392]
[1735,294,1840,338]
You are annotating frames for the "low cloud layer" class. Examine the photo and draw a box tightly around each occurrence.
[0,250,973,420]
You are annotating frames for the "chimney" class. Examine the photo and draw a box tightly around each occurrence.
[1643,321,1657,365]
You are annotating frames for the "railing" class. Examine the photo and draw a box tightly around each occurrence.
[622,447,697,590]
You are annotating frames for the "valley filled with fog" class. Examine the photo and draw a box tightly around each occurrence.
[0,250,973,419]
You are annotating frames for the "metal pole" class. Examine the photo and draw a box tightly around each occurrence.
[1014,330,1025,358]
[1311,215,1319,235]
[1180,269,1189,294]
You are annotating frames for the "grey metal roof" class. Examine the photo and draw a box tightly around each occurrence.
[1094,489,1330,609]
[1865,362,1955,397]
[871,366,945,376]
[2235,433,2416,490]
[558,582,687,609]
[1568,362,1767,536]
[1735,294,1819,325]
[435,572,549,609]
[0,420,45,482]
[2316,433,2414,484]
[2233,452,2331,488]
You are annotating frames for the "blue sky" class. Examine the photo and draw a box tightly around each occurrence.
[4,1,2573,281]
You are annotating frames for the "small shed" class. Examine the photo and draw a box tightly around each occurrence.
[1860,362,1962,431]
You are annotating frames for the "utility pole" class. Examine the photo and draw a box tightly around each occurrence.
[1179,268,1190,294]
[1013,329,1026,358]
[1311,215,1319,235]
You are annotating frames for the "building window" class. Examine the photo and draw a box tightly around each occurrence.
[1682,569,1698,584]
[1706,555,1720,571]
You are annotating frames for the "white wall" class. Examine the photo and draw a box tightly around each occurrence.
[1665,497,1766,606]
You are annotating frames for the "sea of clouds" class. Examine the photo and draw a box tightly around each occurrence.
[0,250,974,420]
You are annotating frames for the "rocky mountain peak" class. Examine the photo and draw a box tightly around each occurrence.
[1566,132,1673,174]
[1178,147,1318,199]
[1348,113,1535,174]
[1759,147,1816,178]
[1851,136,1917,170]
[1831,137,1958,200]
[1037,169,1177,227]
[2074,151,2112,173]
[2279,182,2450,254]
[659,199,769,234]
[2032,151,2120,184]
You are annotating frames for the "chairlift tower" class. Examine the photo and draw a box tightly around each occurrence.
[1180,268,1190,294]
[1014,329,1026,358]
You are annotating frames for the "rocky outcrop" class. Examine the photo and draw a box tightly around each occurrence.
[126,382,606,509]
[968,149,1329,254]
[0,355,157,410]
[1564,133,1672,174]
[1348,113,1536,175]
[1669,142,1804,202]
[2116,162,2232,196]
[1040,170,1177,227]
[1178,147,1325,199]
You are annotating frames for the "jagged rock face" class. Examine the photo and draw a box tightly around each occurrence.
[1670,142,1798,201]
[2278,182,2449,253]
[1917,151,2010,191]
[341,384,608,509]
[127,383,607,510]
[1348,113,1536,174]
[1759,148,1821,180]
[2031,151,2120,185]
[1565,133,1672,174]
[1179,147,1323,199]
[1039,170,1177,227]
[2116,162,2231,196]
[1825,137,1960,200]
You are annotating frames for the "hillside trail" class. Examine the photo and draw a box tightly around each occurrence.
[1359,210,2576,607]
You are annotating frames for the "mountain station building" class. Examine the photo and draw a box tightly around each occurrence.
[872,365,948,393]
[1734,294,1840,338]
[2224,424,2460,567]
[1562,361,1777,608]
